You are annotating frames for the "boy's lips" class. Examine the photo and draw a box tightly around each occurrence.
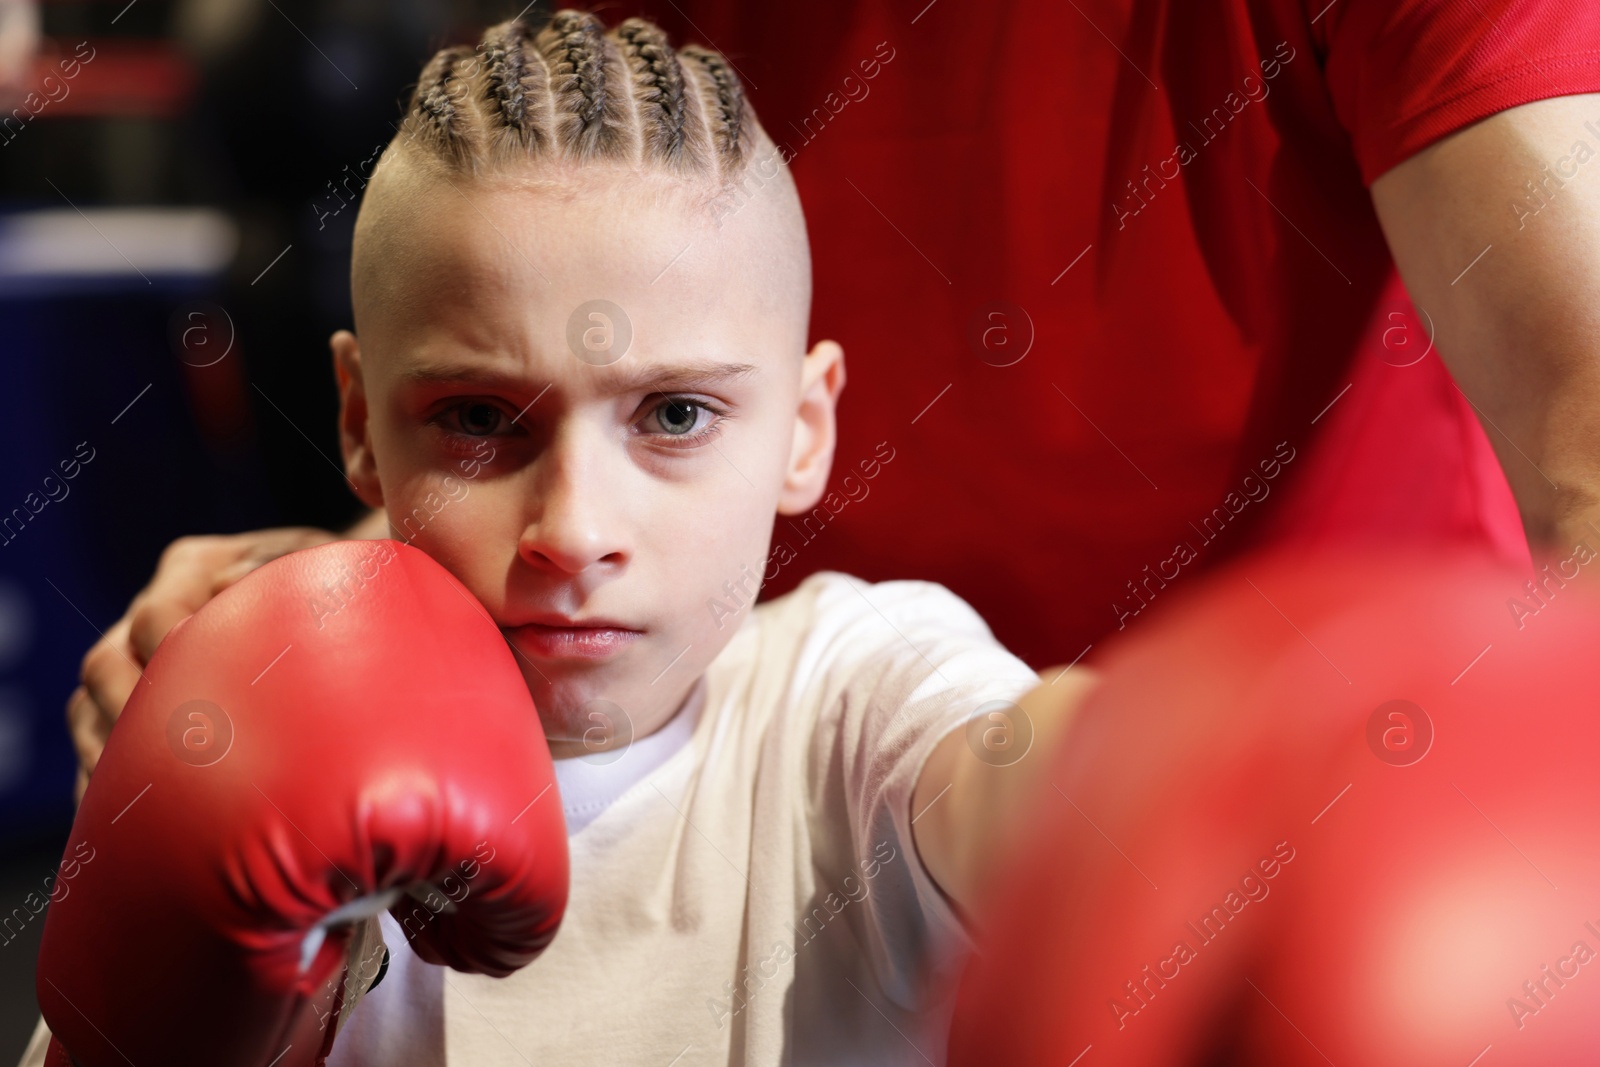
[501,615,643,661]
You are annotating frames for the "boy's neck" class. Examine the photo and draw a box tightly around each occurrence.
[653,674,707,745]
[549,674,707,761]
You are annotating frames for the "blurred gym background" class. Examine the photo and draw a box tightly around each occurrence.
[0,0,549,1056]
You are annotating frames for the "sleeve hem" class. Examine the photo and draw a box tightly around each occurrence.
[1363,55,1600,185]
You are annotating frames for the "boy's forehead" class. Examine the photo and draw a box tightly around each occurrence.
[353,151,811,357]
[369,247,786,392]
[367,158,751,291]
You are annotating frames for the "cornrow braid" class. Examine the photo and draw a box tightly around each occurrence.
[402,44,479,169]
[536,8,632,162]
[616,17,706,172]
[680,45,751,176]
[479,19,553,159]
[395,9,757,187]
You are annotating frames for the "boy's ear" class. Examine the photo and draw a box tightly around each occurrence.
[330,330,384,510]
[778,339,846,515]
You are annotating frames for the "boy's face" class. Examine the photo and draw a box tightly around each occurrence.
[335,155,840,758]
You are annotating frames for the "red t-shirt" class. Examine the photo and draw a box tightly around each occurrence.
[636,0,1600,666]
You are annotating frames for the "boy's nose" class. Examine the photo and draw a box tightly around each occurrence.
[515,439,630,576]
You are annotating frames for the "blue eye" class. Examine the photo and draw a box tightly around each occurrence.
[643,396,726,446]
[655,399,701,435]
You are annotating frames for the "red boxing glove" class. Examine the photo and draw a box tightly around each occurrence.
[950,549,1600,1066]
[37,539,568,1067]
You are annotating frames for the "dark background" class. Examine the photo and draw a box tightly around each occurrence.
[0,0,540,1056]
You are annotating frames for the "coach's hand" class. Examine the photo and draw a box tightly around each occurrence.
[66,523,379,802]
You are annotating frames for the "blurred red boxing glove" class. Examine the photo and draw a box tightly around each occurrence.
[949,549,1600,1066]
[36,539,568,1067]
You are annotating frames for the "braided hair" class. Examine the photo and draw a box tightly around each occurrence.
[394,9,753,183]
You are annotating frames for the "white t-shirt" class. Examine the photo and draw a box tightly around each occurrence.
[19,571,1039,1067]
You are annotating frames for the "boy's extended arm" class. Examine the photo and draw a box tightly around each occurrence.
[909,666,1100,928]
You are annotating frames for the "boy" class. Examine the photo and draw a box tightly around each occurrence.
[41,9,1092,1065]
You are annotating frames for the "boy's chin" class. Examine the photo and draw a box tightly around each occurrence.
[532,681,640,762]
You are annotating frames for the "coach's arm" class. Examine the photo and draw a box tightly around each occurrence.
[1369,91,1600,560]
[910,93,1600,927]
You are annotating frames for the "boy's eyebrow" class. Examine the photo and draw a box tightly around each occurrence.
[397,358,762,393]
